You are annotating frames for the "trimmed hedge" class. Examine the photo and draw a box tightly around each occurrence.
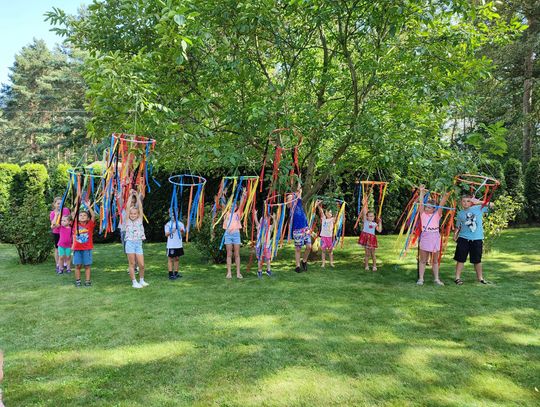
[524,157,540,222]
[0,163,21,242]
[6,163,53,264]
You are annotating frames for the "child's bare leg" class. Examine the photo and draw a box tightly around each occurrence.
[321,248,326,267]
[234,244,242,277]
[84,266,91,281]
[329,249,334,266]
[226,244,233,278]
[295,247,302,267]
[54,247,59,267]
[128,254,137,280]
[266,258,271,271]
[75,265,82,280]
[455,262,465,281]
[303,244,311,262]
[66,255,71,270]
[418,249,428,281]
[136,254,145,279]
[432,251,441,281]
[474,262,484,281]
[168,257,173,271]
[174,258,179,273]
[371,250,377,271]
[364,248,370,269]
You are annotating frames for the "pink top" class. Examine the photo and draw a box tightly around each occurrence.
[421,212,441,233]
[50,208,71,234]
[58,225,73,248]
[223,211,242,232]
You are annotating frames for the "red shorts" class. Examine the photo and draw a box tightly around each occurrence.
[320,236,333,250]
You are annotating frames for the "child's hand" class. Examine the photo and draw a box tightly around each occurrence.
[419,184,426,191]
[453,233,459,242]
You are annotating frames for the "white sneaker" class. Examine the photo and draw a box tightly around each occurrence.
[139,280,149,287]
[416,279,424,286]
[434,279,445,286]
[132,281,143,288]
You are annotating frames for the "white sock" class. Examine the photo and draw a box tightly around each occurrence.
[139,278,145,283]
[132,279,137,284]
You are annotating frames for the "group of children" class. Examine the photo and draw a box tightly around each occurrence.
[50,183,494,288]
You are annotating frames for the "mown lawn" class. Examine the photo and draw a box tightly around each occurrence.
[1,229,539,406]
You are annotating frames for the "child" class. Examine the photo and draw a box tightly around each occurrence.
[57,215,73,274]
[453,194,494,285]
[50,197,70,273]
[165,213,185,280]
[119,191,141,275]
[287,187,311,273]
[124,191,148,288]
[223,190,247,279]
[416,185,451,286]
[317,200,335,268]
[254,210,275,278]
[72,201,95,287]
[357,207,382,271]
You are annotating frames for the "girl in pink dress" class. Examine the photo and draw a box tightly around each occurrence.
[417,185,451,286]
[50,197,71,273]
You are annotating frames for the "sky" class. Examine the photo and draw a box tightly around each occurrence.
[0,0,86,86]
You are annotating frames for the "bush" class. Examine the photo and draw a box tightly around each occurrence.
[483,194,522,253]
[0,163,21,242]
[524,157,540,222]
[6,163,53,264]
[191,206,227,264]
[504,158,526,223]
[48,163,71,202]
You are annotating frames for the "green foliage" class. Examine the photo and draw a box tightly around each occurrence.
[0,163,21,242]
[48,163,71,201]
[191,206,227,264]
[6,163,53,264]
[0,40,90,165]
[483,194,522,252]
[504,158,526,222]
[466,121,508,157]
[47,0,524,198]
[524,157,540,222]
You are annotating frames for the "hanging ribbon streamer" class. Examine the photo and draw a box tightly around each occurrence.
[168,174,206,242]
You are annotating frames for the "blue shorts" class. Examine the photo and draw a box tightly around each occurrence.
[73,250,92,266]
[224,230,241,245]
[125,240,143,254]
[293,227,312,248]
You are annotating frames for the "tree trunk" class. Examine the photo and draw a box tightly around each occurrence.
[522,9,537,164]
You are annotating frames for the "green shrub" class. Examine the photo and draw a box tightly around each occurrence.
[191,206,227,264]
[504,158,526,223]
[48,163,71,202]
[484,194,522,253]
[0,163,21,242]
[524,157,540,222]
[6,163,53,264]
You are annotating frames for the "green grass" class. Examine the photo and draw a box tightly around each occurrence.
[1,228,539,406]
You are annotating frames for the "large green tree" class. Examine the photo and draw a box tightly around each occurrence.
[48,0,521,198]
[0,39,90,165]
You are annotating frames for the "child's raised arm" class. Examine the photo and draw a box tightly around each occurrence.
[438,191,452,215]
[316,200,325,219]
[376,217,382,233]
[418,184,426,214]
[86,201,96,222]
[134,191,144,220]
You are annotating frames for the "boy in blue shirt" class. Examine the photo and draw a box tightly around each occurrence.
[453,195,494,285]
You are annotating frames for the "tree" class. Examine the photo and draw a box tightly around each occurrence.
[47,1,522,199]
[0,39,90,165]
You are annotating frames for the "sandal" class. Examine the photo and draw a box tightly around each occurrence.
[479,279,488,284]
[454,278,463,285]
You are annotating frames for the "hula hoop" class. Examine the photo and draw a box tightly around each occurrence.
[360,181,388,186]
[222,175,259,181]
[454,174,499,188]
[112,133,156,145]
[67,167,105,178]
[168,174,207,187]
[265,192,300,207]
